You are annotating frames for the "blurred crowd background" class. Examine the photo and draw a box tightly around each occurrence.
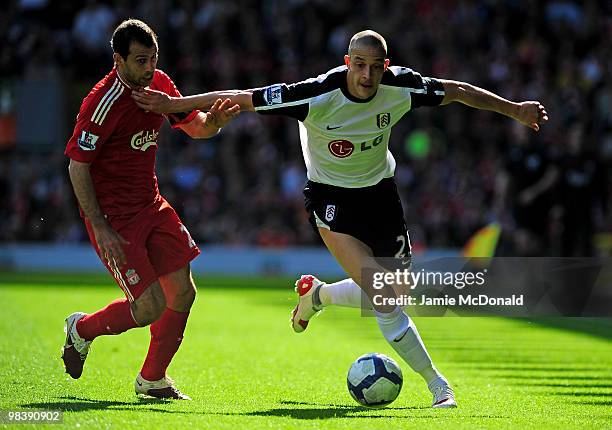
[1,0,611,256]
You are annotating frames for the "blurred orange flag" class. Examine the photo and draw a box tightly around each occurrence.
[461,222,501,258]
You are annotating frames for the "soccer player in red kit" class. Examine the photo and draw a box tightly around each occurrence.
[62,19,239,400]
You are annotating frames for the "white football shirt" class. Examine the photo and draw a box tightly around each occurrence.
[252,65,445,188]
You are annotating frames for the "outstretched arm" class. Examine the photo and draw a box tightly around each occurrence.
[178,98,241,139]
[440,80,548,131]
[132,89,255,114]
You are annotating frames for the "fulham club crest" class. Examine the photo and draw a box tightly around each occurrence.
[377,112,391,129]
[325,205,336,222]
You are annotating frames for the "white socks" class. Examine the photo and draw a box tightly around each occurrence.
[318,278,363,308]
[375,307,441,385]
[317,278,443,386]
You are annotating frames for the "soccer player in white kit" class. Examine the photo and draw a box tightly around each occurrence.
[132,30,549,408]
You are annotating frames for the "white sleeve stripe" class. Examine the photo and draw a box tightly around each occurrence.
[91,79,120,124]
[380,84,426,94]
[93,83,123,125]
[92,81,120,124]
[381,84,445,96]
[254,97,313,111]
[91,79,118,122]
[95,86,124,125]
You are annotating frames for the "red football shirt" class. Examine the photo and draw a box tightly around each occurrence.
[65,68,198,216]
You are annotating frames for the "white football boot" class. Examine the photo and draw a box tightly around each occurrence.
[135,373,191,400]
[429,377,458,408]
[61,312,92,379]
[291,275,324,333]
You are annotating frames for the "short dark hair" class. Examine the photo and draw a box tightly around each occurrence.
[348,30,387,56]
[110,19,158,59]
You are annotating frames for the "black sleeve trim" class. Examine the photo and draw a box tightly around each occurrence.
[381,66,445,108]
[252,66,346,121]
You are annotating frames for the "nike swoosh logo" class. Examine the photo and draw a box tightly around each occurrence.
[393,327,410,342]
[326,125,342,130]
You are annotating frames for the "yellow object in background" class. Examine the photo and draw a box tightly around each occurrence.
[461,222,501,258]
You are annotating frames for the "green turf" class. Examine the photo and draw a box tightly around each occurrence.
[0,272,611,429]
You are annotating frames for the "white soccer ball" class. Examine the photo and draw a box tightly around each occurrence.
[347,353,403,408]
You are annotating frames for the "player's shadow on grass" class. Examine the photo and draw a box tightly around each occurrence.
[279,400,426,410]
[20,396,197,414]
[222,400,429,420]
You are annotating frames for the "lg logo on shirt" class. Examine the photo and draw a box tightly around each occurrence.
[328,134,384,158]
[131,130,159,152]
[328,140,354,158]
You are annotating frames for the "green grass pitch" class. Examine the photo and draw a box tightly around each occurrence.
[0,272,611,429]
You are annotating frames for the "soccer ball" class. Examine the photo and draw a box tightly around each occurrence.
[346,353,403,408]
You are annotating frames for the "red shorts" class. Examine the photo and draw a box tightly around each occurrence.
[85,197,201,302]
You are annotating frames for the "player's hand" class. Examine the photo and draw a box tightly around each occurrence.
[205,98,241,129]
[131,88,172,113]
[514,101,549,132]
[91,221,130,267]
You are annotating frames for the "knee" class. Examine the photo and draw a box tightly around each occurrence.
[137,300,166,326]
[147,295,167,323]
[132,287,166,326]
[171,283,196,312]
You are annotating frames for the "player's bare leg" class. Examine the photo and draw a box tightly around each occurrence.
[62,282,165,379]
[309,228,457,408]
[136,264,195,400]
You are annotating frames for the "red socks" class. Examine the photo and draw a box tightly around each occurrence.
[76,298,139,341]
[75,300,189,381]
[140,308,189,381]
